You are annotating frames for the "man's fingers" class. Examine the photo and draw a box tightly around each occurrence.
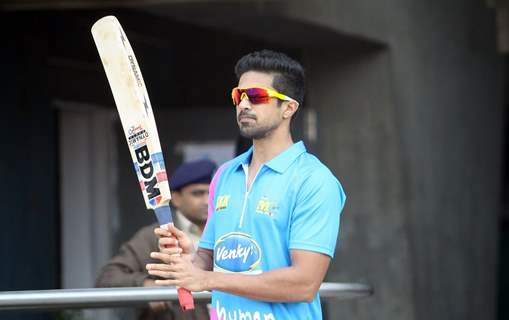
[149,251,171,263]
[147,269,175,279]
[156,224,184,239]
[146,263,173,271]
[167,224,185,239]
[158,237,178,249]
[154,279,178,286]
[150,252,180,263]
[154,227,171,237]
[160,247,182,255]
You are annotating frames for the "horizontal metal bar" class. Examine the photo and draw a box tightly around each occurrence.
[318,282,373,299]
[0,282,372,311]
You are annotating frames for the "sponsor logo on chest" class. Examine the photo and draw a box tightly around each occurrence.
[214,232,261,273]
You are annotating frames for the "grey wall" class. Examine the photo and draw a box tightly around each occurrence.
[306,48,415,319]
[288,1,503,319]
[0,1,503,319]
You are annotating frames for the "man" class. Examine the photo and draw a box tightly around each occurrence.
[147,50,346,319]
[96,159,216,320]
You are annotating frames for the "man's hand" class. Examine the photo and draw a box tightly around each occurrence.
[155,224,195,257]
[146,252,210,292]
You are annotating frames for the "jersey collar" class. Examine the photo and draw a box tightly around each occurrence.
[233,141,307,174]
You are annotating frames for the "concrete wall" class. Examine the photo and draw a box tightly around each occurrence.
[305,48,415,319]
[0,1,503,319]
[286,1,503,319]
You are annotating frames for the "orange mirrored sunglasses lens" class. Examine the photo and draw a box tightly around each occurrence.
[232,88,271,106]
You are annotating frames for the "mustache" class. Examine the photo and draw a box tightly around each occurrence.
[238,111,257,121]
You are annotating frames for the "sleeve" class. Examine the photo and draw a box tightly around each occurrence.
[198,164,226,250]
[199,214,216,250]
[289,169,346,258]
[95,224,158,287]
[198,188,218,250]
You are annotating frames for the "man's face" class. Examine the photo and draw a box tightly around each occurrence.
[171,183,209,227]
[236,71,286,140]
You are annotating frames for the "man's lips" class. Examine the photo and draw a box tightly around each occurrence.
[239,117,255,122]
[238,113,256,122]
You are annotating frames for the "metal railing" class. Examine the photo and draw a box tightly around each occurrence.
[0,282,373,311]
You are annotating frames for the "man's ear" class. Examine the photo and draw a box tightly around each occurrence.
[283,100,299,119]
[170,191,182,207]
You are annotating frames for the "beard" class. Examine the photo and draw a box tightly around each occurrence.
[239,124,278,139]
[181,207,208,227]
[238,113,280,139]
[186,213,207,226]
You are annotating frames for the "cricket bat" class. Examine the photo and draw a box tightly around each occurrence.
[91,15,195,311]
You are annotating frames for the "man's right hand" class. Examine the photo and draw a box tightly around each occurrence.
[155,225,195,257]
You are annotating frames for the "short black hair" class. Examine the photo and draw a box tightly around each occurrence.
[234,50,305,105]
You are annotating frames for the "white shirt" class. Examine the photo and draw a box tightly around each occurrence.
[173,210,202,249]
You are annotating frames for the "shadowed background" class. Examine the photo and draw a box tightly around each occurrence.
[0,1,506,319]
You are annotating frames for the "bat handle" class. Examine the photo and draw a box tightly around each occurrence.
[177,287,195,311]
[154,205,195,311]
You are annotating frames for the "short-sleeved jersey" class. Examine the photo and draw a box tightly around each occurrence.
[199,141,346,320]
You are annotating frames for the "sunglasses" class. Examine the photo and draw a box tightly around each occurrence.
[231,87,296,106]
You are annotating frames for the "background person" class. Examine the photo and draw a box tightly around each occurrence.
[96,159,216,320]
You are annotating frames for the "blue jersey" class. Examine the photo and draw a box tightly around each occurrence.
[200,141,346,320]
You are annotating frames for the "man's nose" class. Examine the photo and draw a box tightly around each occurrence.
[238,95,251,109]
[201,193,209,204]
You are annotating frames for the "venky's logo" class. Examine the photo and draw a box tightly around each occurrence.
[214,232,261,273]
[215,195,230,212]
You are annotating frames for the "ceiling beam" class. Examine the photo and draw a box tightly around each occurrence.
[0,0,224,11]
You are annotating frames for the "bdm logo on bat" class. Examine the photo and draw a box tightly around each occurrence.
[134,144,160,201]
[127,125,160,201]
